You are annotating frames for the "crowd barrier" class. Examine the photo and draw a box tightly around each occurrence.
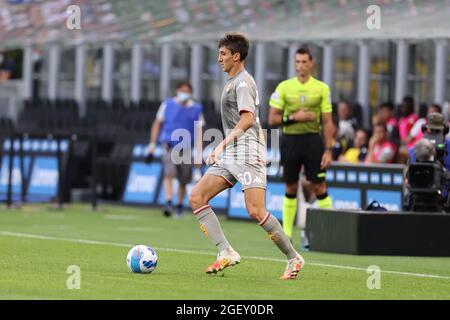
[306,208,450,256]
[1,137,406,216]
[0,132,97,208]
[0,136,69,204]
[325,162,404,211]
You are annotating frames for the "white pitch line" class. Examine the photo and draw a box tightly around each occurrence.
[1,230,450,281]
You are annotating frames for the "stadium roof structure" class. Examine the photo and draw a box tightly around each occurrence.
[159,0,450,43]
[0,0,448,48]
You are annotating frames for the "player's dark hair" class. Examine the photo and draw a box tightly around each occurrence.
[339,100,353,114]
[218,32,249,61]
[379,102,394,111]
[296,46,313,60]
[429,103,442,114]
[357,128,370,138]
[374,122,388,132]
[402,95,415,115]
[403,95,414,106]
[175,80,193,91]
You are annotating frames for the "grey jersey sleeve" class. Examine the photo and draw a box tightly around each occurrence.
[156,101,167,121]
[235,80,256,114]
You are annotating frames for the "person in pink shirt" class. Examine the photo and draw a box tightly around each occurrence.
[372,102,399,144]
[406,103,442,149]
[399,96,419,143]
[366,123,397,164]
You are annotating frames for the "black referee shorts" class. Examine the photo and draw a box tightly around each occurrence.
[280,133,326,184]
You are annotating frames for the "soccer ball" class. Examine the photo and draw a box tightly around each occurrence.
[126,245,158,273]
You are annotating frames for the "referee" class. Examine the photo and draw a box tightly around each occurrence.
[268,47,334,247]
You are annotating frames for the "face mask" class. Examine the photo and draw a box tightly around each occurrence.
[177,92,191,102]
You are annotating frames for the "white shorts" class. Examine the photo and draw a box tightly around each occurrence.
[205,159,266,190]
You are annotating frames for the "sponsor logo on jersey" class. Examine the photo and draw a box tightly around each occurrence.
[253,176,263,184]
[226,82,233,93]
[237,81,248,90]
[300,95,306,104]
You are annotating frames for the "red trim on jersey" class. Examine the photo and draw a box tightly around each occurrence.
[239,108,255,115]
[220,176,234,187]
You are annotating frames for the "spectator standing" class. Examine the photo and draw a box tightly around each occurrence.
[399,96,419,143]
[406,103,442,149]
[373,102,399,144]
[147,81,204,218]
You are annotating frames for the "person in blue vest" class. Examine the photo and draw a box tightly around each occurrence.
[147,81,204,218]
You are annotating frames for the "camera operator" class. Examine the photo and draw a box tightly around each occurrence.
[406,113,450,212]
[408,113,450,169]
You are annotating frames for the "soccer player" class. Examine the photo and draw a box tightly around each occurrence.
[189,32,305,280]
[268,47,334,247]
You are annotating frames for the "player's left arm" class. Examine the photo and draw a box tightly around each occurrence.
[320,84,334,169]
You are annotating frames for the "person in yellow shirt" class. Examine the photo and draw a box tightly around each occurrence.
[339,129,370,163]
[268,47,334,248]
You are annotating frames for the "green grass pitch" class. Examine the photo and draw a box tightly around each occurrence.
[0,203,449,300]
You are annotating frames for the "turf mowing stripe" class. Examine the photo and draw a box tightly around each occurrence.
[1,230,450,281]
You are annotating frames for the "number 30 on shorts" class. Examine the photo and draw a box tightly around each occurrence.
[238,172,252,186]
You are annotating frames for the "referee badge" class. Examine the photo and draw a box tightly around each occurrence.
[299,95,306,104]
